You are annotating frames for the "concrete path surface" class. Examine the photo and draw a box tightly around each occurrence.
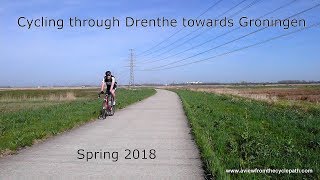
[0,89,204,179]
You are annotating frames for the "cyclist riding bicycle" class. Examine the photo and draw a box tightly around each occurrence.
[100,71,117,105]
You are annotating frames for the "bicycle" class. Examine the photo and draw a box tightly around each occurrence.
[98,91,115,119]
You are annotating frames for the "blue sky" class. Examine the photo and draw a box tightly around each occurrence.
[0,0,319,86]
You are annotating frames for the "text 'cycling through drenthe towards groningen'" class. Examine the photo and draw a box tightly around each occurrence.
[17,16,307,30]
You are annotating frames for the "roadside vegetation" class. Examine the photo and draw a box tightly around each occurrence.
[172,89,319,179]
[0,88,155,156]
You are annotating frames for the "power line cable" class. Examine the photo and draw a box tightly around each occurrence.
[140,3,319,70]
[139,0,249,59]
[140,0,298,65]
[136,0,225,56]
[143,22,319,71]
[138,0,262,63]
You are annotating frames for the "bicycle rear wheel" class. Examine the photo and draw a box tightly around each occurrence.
[110,106,115,116]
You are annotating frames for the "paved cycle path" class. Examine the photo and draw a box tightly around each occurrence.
[0,89,203,179]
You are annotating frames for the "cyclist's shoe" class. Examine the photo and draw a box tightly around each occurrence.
[113,100,116,106]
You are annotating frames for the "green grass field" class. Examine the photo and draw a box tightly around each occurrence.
[173,89,319,179]
[0,88,156,156]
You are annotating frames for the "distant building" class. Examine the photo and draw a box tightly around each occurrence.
[186,81,203,85]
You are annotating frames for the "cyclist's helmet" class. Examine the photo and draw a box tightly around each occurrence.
[105,71,111,76]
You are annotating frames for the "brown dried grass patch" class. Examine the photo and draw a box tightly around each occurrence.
[186,87,320,103]
[0,92,77,102]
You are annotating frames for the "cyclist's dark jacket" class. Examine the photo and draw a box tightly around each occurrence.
[103,75,117,91]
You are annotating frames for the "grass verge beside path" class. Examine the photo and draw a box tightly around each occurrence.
[0,88,156,156]
[172,89,319,179]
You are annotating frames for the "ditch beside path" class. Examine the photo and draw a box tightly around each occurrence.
[0,89,203,179]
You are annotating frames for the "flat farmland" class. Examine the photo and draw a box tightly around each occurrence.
[187,85,320,103]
